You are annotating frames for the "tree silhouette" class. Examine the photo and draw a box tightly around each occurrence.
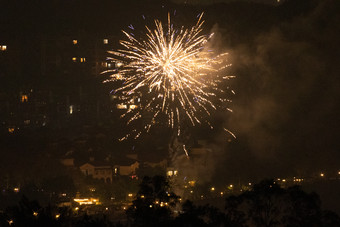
[126,175,179,227]
[173,199,226,227]
[224,179,340,227]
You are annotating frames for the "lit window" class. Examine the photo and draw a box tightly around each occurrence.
[72,57,77,62]
[73,40,77,45]
[103,39,108,44]
[167,170,173,176]
[0,45,7,51]
[116,104,127,109]
[129,105,138,109]
[21,95,28,102]
[69,105,74,114]
[80,57,86,62]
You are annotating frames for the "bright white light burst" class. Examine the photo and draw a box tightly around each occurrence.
[103,13,234,140]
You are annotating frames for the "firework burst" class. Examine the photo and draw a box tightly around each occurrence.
[103,13,234,141]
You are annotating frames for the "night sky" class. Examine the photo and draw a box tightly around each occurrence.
[0,0,339,183]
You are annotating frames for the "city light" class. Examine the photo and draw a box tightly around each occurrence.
[21,95,28,102]
[188,180,196,187]
[74,198,100,205]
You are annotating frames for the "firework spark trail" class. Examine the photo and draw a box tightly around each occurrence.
[103,13,234,141]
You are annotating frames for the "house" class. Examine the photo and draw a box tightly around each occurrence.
[115,159,139,176]
[79,161,113,183]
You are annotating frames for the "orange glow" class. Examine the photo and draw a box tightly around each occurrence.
[73,198,100,205]
[117,104,128,109]
[21,95,28,102]
[188,181,195,187]
[129,104,138,109]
